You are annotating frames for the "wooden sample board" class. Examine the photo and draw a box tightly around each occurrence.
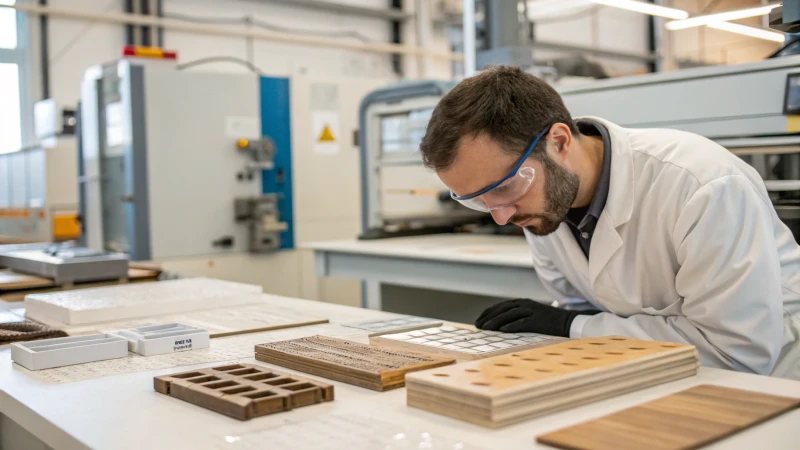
[255,335,456,391]
[370,326,563,361]
[24,278,263,324]
[405,336,699,428]
[0,270,54,291]
[537,385,800,450]
[154,363,333,420]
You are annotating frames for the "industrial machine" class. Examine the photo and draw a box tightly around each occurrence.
[559,55,800,238]
[358,81,523,240]
[68,53,390,301]
[78,59,292,259]
[358,51,800,241]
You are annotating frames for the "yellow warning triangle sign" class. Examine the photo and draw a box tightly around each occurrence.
[318,124,336,142]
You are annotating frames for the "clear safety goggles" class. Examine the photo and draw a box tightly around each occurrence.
[450,126,550,213]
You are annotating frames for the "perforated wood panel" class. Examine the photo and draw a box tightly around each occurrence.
[154,363,333,420]
[405,336,699,428]
[255,335,455,391]
[537,385,800,450]
[369,326,562,361]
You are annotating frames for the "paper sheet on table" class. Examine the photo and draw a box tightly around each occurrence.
[21,324,368,384]
[59,303,329,338]
[218,412,481,450]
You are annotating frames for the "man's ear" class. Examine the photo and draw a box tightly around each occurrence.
[547,123,573,162]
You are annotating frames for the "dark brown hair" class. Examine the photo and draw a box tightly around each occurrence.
[420,65,578,170]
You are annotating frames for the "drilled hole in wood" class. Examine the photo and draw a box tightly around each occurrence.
[243,391,277,399]
[629,347,646,350]
[172,371,204,379]
[606,351,624,355]
[610,337,627,341]
[465,369,480,373]
[545,352,562,356]
[561,362,578,366]
[264,378,294,386]
[582,356,600,360]
[186,375,219,384]
[243,372,278,381]
[471,381,491,386]
[221,386,256,395]
[505,375,523,380]
[511,354,521,357]
[227,368,260,376]
[204,380,237,390]
[589,342,606,345]
[522,358,539,362]
[433,373,450,377]
[283,382,316,391]
[661,344,678,348]
[535,369,552,373]
[494,363,512,367]
[567,347,584,350]
[213,364,245,372]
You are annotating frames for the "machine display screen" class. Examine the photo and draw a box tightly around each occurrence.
[785,73,800,115]
[380,108,434,154]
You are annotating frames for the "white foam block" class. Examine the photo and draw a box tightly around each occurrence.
[111,323,210,356]
[24,278,264,325]
[11,334,129,370]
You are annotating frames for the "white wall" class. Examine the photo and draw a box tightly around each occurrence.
[24,0,455,107]
[532,3,652,77]
[662,0,782,69]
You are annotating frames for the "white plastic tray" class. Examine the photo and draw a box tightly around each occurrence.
[24,277,264,325]
[11,334,129,371]
[111,323,210,356]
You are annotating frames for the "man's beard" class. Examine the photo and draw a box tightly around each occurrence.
[510,154,579,236]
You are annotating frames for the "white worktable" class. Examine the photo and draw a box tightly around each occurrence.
[2,297,800,450]
[306,234,551,309]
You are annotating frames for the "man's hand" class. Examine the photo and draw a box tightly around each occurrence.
[475,298,599,337]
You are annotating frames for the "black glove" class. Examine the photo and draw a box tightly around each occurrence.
[475,298,601,337]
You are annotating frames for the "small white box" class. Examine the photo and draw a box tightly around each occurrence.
[11,334,129,371]
[111,323,210,356]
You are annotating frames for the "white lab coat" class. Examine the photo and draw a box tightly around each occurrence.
[525,117,800,379]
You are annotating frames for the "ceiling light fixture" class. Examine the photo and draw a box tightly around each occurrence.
[706,21,786,43]
[666,4,781,30]
[588,0,689,20]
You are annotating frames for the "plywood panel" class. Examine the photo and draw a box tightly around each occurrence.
[405,336,699,428]
[537,385,800,450]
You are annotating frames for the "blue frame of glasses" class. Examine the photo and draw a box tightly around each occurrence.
[451,125,553,201]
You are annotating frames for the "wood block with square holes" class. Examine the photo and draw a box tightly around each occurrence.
[254,335,456,391]
[369,326,565,361]
[154,363,333,420]
[405,336,699,428]
[537,385,800,450]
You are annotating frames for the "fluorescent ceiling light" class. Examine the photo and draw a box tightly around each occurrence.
[588,0,689,19]
[707,21,786,43]
[525,0,593,21]
[666,4,781,30]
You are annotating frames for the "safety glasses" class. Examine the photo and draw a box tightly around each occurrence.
[450,125,551,213]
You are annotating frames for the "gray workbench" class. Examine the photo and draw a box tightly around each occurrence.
[306,234,552,314]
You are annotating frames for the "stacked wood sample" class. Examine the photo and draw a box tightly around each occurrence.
[369,326,563,361]
[255,335,456,391]
[405,336,698,428]
[154,363,333,420]
[537,384,800,450]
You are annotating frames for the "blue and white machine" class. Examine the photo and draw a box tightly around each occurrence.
[78,59,294,261]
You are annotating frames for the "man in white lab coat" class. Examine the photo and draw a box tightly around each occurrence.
[420,65,800,379]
